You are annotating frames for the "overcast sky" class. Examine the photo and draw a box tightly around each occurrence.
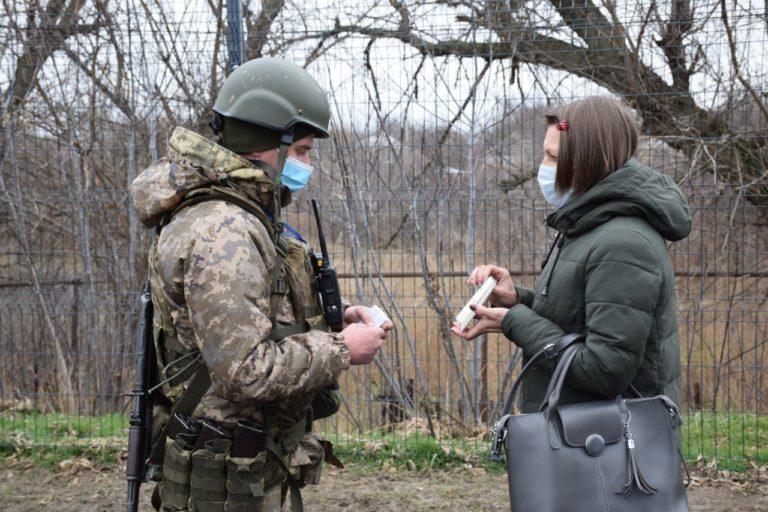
[2,0,766,135]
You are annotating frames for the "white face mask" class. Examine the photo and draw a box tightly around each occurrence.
[537,164,573,208]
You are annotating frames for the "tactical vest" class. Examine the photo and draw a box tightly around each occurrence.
[146,185,332,512]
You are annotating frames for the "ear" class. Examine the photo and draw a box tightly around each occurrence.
[240,148,279,161]
[240,150,263,160]
[240,151,258,160]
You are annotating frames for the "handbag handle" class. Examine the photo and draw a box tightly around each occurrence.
[491,333,583,460]
[539,342,584,413]
[542,343,584,448]
[498,333,584,418]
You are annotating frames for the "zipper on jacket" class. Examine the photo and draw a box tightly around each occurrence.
[541,221,572,297]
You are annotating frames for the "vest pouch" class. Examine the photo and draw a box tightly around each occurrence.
[189,439,231,512]
[224,452,267,511]
[263,450,288,490]
[282,237,322,323]
[289,435,326,486]
[161,437,193,511]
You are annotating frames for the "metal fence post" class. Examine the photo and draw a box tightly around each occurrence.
[226,0,244,71]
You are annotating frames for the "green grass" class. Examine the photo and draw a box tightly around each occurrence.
[329,432,507,474]
[0,411,765,472]
[0,412,127,467]
[0,443,123,466]
[681,411,768,471]
[0,412,127,443]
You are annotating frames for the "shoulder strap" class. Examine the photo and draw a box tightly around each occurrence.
[166,186,291,333]
[166,185,276,241]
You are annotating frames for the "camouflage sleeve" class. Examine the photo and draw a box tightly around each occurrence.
[182,203,351,403]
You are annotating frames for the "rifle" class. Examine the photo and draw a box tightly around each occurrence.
[310,199,343,330]
[125,289,157,512]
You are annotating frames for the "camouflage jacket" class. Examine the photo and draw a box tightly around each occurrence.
[130,127,350,436]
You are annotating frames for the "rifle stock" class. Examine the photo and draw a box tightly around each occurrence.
[125,291,156,512]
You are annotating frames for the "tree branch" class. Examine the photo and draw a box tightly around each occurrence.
[245,0,285,59]
[0,0,99,165]
[720,0,768,125]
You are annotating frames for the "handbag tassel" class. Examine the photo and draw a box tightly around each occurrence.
[616,412,657,497]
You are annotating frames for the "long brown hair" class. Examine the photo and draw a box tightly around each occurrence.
[546,96,638,194]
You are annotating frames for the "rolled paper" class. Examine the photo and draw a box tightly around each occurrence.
[455,276,497,330]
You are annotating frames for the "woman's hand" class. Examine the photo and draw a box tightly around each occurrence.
[468,265,519,308]
[451,304,509,340]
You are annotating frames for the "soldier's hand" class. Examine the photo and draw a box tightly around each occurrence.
[468,264,518,308]
[341,323,385,365]
[343,305,376,326]
[344,305,394,340]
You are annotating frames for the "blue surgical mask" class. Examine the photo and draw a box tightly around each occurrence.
[537,164,573,209]
[280,157,313,192]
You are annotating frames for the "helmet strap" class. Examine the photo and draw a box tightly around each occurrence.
[272,127,295,237]
[245,158,278,179]
[209,113,223,142]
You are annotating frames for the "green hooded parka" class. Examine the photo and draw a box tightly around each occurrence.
[502,158,692,413]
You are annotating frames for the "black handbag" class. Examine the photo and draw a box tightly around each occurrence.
[490,334,690,512]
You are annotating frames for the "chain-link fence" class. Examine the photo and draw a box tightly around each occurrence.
[1,1,766,471]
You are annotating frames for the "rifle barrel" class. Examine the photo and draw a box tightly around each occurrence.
[124,291,154,511]
[125,482,140,512]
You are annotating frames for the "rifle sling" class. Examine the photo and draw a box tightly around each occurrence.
[147,342,211,466]
[266,436,304,512]
[266,323,309,341]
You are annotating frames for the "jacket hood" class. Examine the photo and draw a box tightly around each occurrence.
[130,127,272,227]
[547,158,692,241]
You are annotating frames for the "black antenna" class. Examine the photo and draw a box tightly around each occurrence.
[312,199,330,262]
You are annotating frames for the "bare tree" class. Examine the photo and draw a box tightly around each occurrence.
[1,0,100,163]
[312,0,768,205]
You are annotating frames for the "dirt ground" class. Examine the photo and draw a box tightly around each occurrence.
[0,458,766,511]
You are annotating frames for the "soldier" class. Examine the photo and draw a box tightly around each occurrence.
[130,57,392,512]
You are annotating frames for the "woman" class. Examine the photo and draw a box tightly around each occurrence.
[452,96,691,412]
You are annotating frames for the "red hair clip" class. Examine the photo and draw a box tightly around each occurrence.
[556,120,569,132]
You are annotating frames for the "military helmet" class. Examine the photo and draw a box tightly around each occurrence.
[213,57,330,153]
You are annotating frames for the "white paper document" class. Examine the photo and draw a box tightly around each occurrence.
[367,305,391,327]
[455,276,497,330]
